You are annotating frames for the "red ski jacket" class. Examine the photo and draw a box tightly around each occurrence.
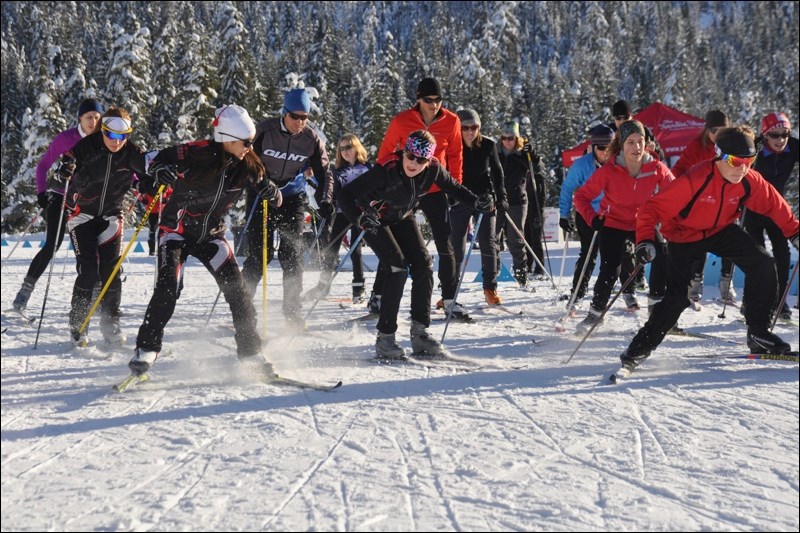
[574,154,674,232]
[636,160,799,244]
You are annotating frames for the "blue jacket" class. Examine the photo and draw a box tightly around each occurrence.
[559,151,602,219]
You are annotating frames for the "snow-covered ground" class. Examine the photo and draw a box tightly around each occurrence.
[2,231,798,531]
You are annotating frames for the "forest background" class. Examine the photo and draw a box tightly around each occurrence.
[1,1,798,231]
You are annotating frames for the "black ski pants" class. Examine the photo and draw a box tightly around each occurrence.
[364,217,433,335]
[25,193,68,282]
[745,212,791,308]
[626,224,778,360]
[136,235,260,356]
[590,226,636,311]
[450,202,498,290]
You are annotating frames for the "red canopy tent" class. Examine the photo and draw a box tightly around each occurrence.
[561,102,705,168]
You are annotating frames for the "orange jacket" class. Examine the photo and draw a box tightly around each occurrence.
[378,105,463,193]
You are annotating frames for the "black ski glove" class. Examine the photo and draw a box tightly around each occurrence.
[357,210,381,235]
[56,156,76,182]
[591,216,605,231]
[559,217,575,233]
[474,193,495,213]
[317,201,335,221]
[150,162,179,187]
[256,179,282,207]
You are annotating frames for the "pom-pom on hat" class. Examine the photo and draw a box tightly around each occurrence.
[589,124,615,146]
[78,98,103,117]
[760,112,791,136]
[405,131,436,161]
[715,128,756,158]
[416,77,442,99]
[457,109,481,127]
[283,88,311,114]
[212,105,256,143]
[704,109,729,129]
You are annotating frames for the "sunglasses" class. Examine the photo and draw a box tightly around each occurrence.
[709,127,723,134]
[220,133,254,147]
[287,111,309,121]
[719,153,756,168]
[614,115,631,121]
[461,124,479,132]
[404,151,430,165]
[339,144,354,151]
[767,131,790,139]
[500,135,516,141]
[103,129,129,141]
[594,145,609,152]
[421,96,443,104]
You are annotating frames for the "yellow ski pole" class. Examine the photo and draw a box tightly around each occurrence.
[77,185,165,335]
[262,199,268,344]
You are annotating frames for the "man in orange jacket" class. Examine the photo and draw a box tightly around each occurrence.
[376,78,470,320]
[617,126,799,377]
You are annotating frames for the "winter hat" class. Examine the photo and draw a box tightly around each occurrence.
[704,109,729,129]
[501,120,520,137]
[405,131,436,161]
[617,120,646,144]
[212,105,256,142]
[612,100,632,117]
[715,128,756,158]
[77,98,103,117]
[101,116,132,134]
[283,88,311,114]
[416,77,442,99]
[457,108,481,127]
[589,124,615,146]
[760,112,791,135]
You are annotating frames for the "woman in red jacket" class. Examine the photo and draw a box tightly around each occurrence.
[573,120,674,334]
[617,126,799,377]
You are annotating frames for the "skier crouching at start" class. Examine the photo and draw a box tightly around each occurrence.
[617,126,799,378]
[339,130,494,359]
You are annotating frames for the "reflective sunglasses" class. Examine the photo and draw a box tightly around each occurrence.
[719,152,756,168]
[767,131,790,140]
[614,115,630,121]
[219,133,254,147]
[103,129,129,141]
[421,96,443,104]
[500,135,516,141]
[287,111,309,121]
[461,124,479,132]
[709,126,722,134]
[339,144,354,151]
[404,151,430,164]
[594,145,609,152]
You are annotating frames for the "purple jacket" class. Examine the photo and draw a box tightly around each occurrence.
[36,126,84,195]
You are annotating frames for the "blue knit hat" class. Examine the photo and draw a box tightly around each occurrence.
[77,98,103,117]
[283,89,311,114]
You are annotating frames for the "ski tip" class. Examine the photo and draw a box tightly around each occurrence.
[609,373,618,384]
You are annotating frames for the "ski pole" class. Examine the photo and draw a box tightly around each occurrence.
[520,118,554,277]
[771,259,799,330]
[562,263,644,364]
[558,229,569,280]
[205,197,261,325]
[5,208,44,260]
[555,230,598,329]
[76,185,166,337]
[262,199,269,343]
[33,180,72,349]
[441,213,483,344]
[504,211,559,292]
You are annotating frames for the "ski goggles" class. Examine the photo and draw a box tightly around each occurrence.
[101,117,132,141]
[718,152,756,168]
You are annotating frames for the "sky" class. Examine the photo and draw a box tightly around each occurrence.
[1,230,798,531]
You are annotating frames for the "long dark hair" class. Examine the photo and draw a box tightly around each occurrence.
[189,144,265,188]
